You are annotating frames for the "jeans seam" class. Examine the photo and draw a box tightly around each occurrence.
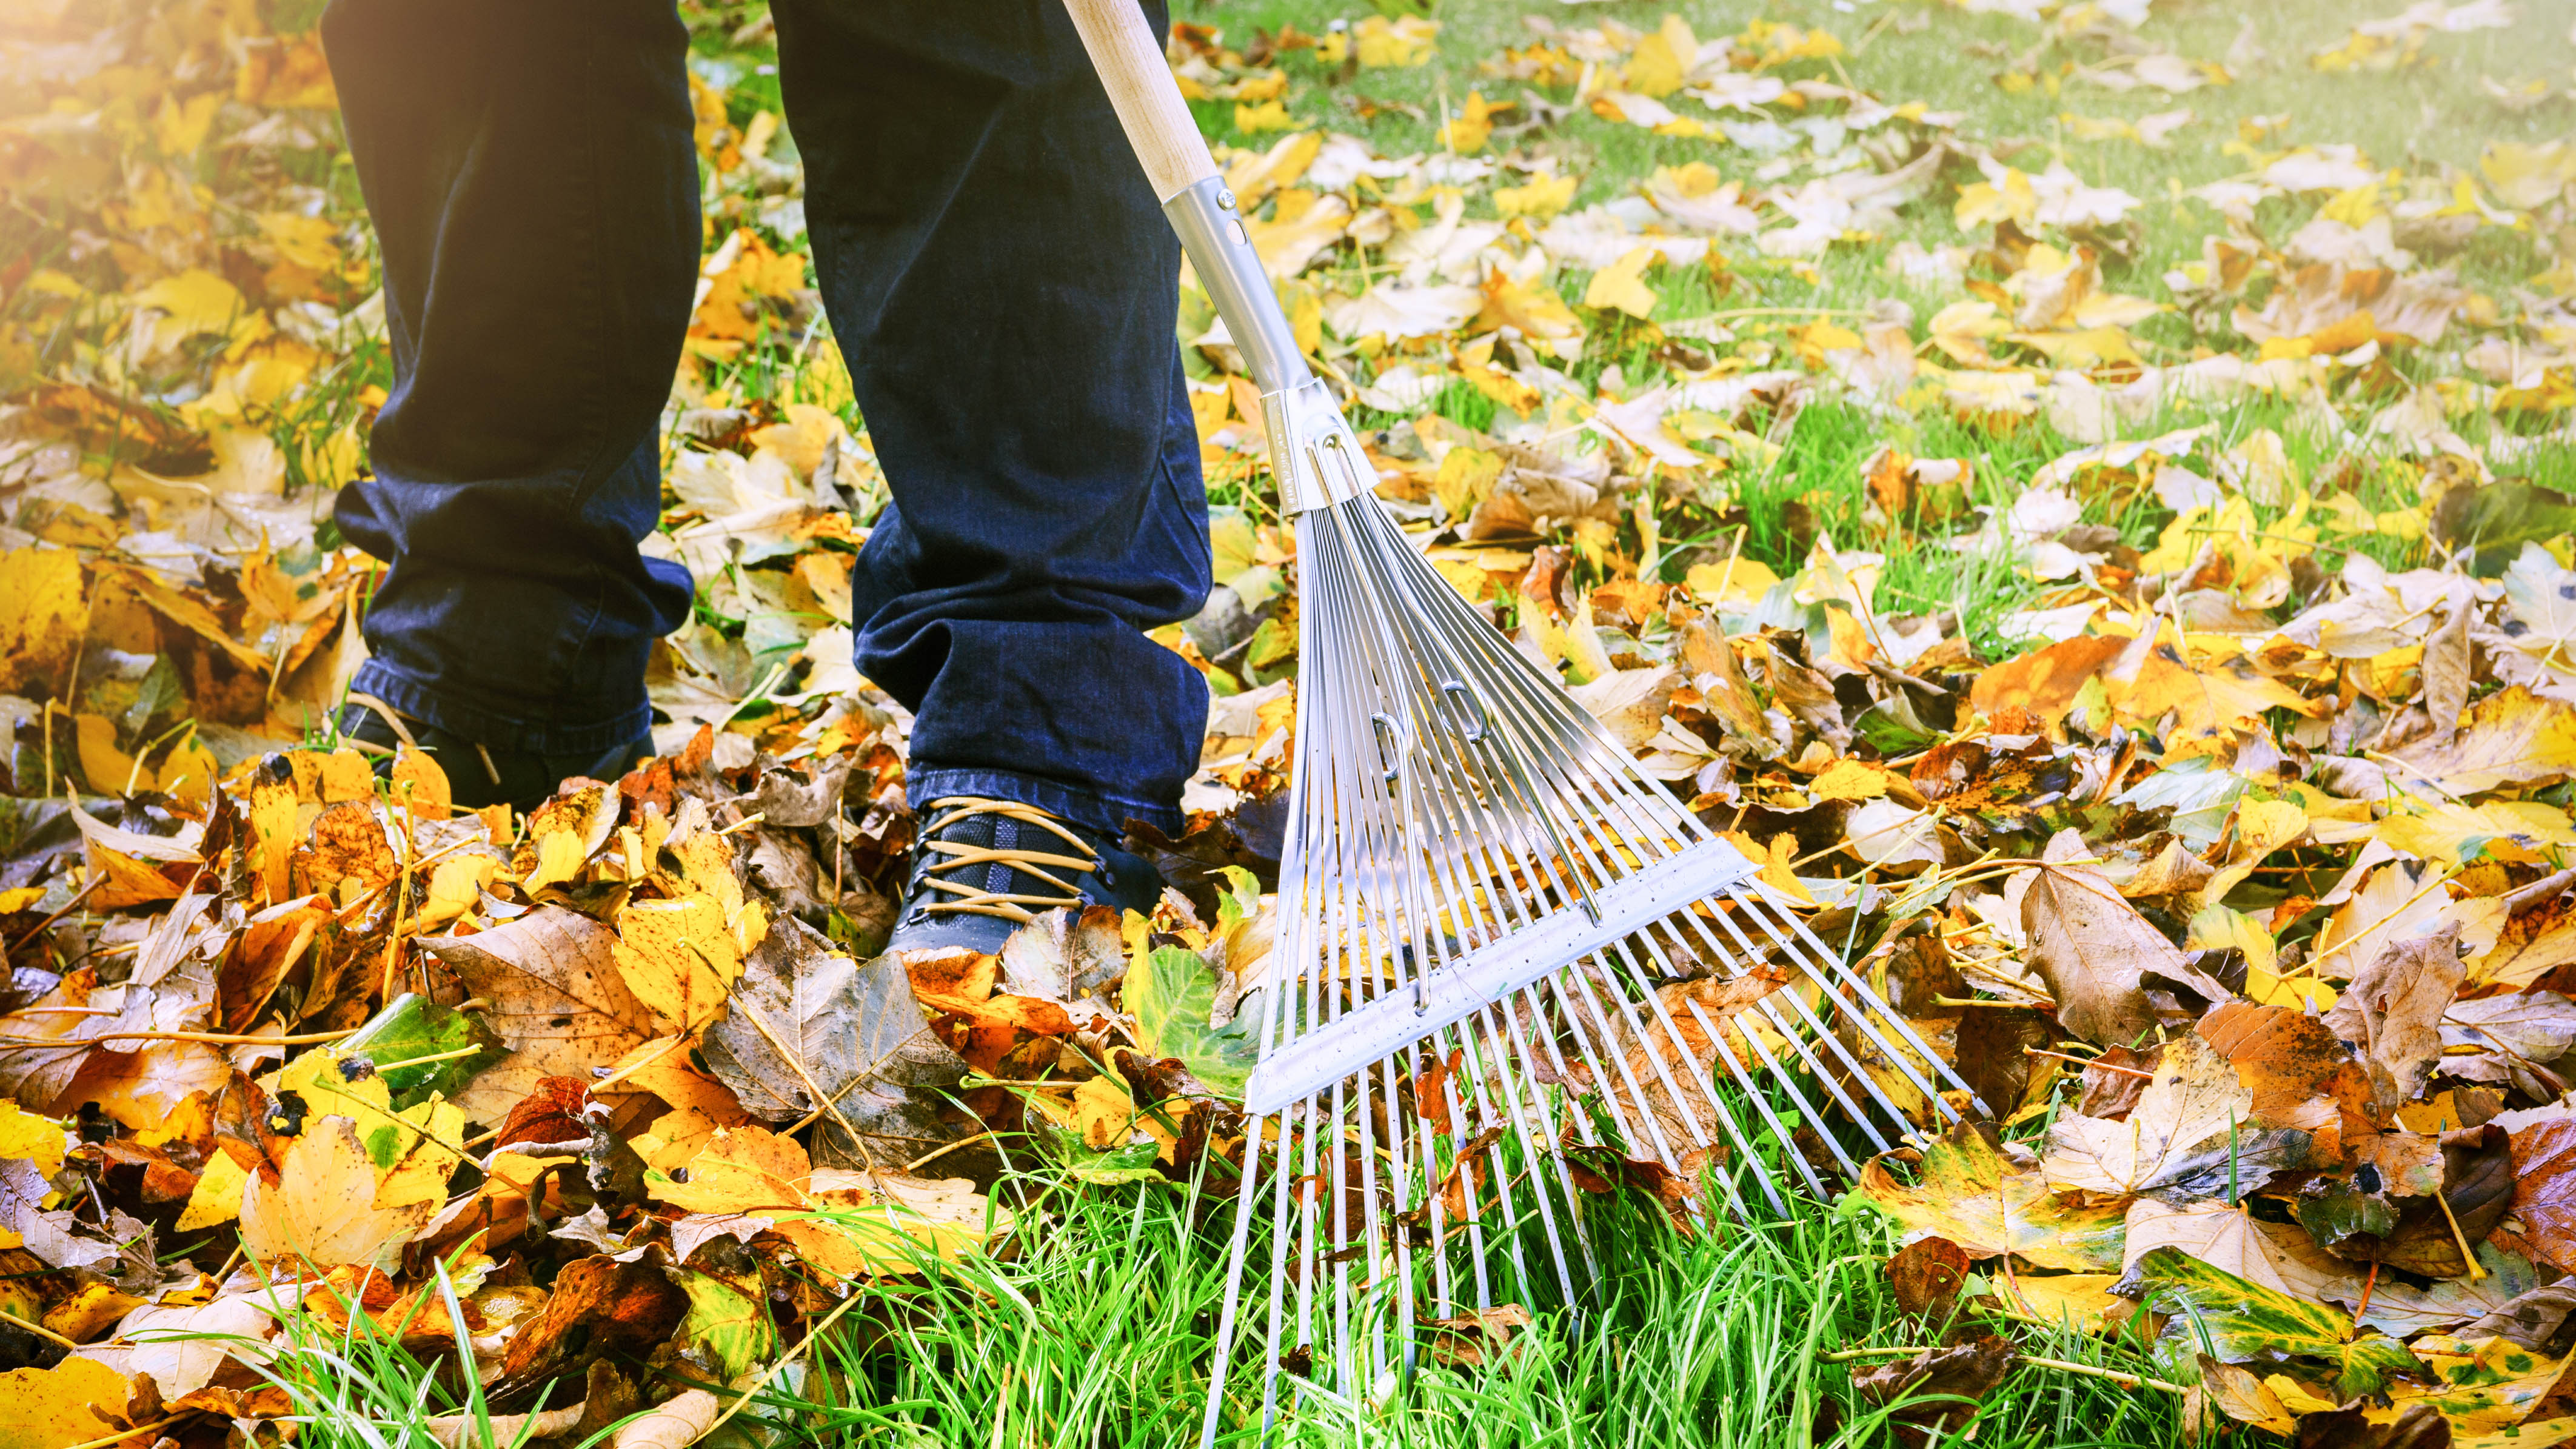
[351,657,649,755]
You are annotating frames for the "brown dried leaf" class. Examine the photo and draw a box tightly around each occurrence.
[419,906,655,1122]
[2022,829,2229,1048]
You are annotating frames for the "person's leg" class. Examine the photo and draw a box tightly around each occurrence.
[770,0,1211,846]
[321,0,698,800]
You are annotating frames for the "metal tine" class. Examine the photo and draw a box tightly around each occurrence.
[1676,991,1875,1175]
[1323,541,1533,1326]
[1431,1012,1537,1303]
[1658,909,1912,1146]
[1595,934,1788,1202]
[1396,567,1884,1208]
[1700,1016,1830,1199]
[1387,741,1594,1308]
[1484,997,1602,1285]
[1343,513,1639,911]
[1371,648,1725,1248]
[1313,515,1497,1390]
[1254,1097,1300,1439]
[1710,886,1969,1115]
[1385,530,1913,1211]
[1626,912,1895,1151]
[1724,1001,1870,1176]
[1221,506,1348,1445]
[1407,687,1745,1186]
[1735,885,1979,1109]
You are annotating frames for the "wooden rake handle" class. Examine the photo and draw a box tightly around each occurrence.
[1060,0,1220,200]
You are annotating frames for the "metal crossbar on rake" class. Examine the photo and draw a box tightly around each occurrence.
[1052,2,1975,1441]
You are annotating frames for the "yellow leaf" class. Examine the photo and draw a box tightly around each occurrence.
[0,1104,65,1181]
[174,1147,248,1232]
[256,212,342,272]
[1682,557,1783,609]
[72,715,135,796]
[0,1358,135,1449]
[1956,168,2036,230]
[1583,246,1661,320]
[2378,800,2576,866]
[1626,14,1698,98]
[1494,173,1577,220]
[1353,15,1439,67]
[521,828,586,895]
[1473,272,1584,356]
[0,548,87,697]
[1999,1273,2126,1334]
[1810,759,1890,801]
[1233,99,1293,133]
[239,1116,435,1271]
[130,269,252,356]
[1437,90,1498,154]
[613,895,743,1031]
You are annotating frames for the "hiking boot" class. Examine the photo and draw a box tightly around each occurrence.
[885,795,1165,957]
[336,695,654,812]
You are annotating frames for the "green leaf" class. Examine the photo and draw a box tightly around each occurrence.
[2114,1245,2419,1398]
[2433,479,2576,575]
[1033,1117,1163,1185]
[675,1265,777,1384]
[1125,945,1257,1100]
[336,991,506,1111]
[1216,866,1261,932]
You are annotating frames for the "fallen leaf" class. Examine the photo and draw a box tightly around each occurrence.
[419,908,655,1122]
[239,1116,434,1271]
[2022,829,2230,1048]
[700,917,969,1168]
[1859,1118,2127,1271]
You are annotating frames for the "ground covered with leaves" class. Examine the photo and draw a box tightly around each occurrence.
[4,0,2576,1445]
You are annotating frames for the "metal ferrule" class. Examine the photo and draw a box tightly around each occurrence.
[1164,176,1365,515]
[1163,175,1308,392]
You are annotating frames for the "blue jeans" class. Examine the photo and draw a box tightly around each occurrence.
[321,0,1210,835]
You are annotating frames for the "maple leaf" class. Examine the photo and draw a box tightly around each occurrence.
[1859,1118,2127,1271]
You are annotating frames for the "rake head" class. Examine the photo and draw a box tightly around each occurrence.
[1196,457,1973,1436]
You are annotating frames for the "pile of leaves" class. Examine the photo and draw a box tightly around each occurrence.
[1,0,2575,1444]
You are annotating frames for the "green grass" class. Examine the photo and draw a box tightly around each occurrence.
[712,1163,2196,1449]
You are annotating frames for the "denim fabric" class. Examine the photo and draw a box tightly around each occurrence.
[320,0,1211,833]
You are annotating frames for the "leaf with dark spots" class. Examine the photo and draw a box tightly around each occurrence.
[1884,1236,1978,1328]
[2113,1247,2419,1398]
[2198,1000,2376,1166]
[493,1254,687,1406]
[1848,1333,2018,1447]
[2463,1282,2576,1357]
[2293,1405,2452,1449]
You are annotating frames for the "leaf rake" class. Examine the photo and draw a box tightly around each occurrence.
[1059,1,1972,1439]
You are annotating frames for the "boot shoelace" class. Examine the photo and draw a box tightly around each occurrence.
[915,796,1098,923]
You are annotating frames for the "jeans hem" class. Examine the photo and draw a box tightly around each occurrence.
[348,658,653,757]
[905,766,1184,838]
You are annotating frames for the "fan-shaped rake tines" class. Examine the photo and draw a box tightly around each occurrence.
[1196,486,1975,1444]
